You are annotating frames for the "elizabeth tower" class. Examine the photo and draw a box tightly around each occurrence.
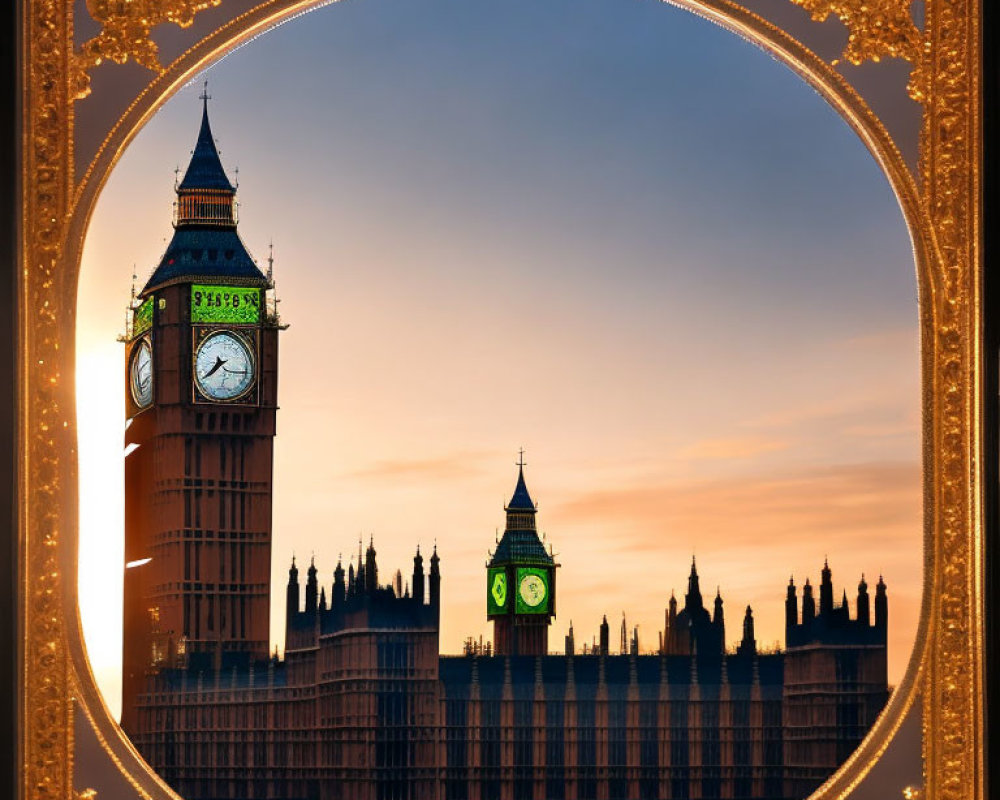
[486,459,558,655]
[121,96,281,735]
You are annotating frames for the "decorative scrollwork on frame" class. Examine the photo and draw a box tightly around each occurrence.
[24,0,75,794]
[18,1,986,800]
[72,0,222,100]
[918,0,984,797]
[787,0,929,101]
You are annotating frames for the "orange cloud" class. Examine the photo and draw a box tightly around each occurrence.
[349,450,497,481]
[676,434,790,460]
[543,460,921,681]
[553,460,919,545]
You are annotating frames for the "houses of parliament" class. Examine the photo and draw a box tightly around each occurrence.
[120,98,889,800]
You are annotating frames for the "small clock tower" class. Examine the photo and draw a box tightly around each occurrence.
[120,93,281,735]
[487,455,558,656]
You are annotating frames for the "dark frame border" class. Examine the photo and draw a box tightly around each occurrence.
[982,1,998,796]
[1,0,21,797]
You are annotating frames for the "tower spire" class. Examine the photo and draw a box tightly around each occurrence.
[686,555,703,611]
[506,450,535,512]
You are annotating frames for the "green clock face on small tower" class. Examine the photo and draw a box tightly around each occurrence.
[519,573,546,607]
[515,567,550,614]
[487,567,508,615]
[195,330,256,401]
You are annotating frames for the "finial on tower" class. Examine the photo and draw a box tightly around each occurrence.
[516,448,526,469]
[199,79,211,108]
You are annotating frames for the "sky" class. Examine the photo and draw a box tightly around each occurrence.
[76,0,922,723]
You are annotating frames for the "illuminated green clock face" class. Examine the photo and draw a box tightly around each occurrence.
[515,567,550,614]
[191,285,261,324]
[194,331,255,401]
[129,339,152,409]
[487,568,508,615]
[132,297,153,337]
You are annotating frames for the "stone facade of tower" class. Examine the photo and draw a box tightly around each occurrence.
[121,97,280,736]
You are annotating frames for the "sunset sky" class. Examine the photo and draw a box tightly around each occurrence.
[76,0,922,721]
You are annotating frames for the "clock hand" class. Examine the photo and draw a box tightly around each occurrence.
[222,366,247,374]
[202,356,227,378]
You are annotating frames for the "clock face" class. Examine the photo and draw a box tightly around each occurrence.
[194,331,256,401]
[129,339,153,409]
[518,572,547,609]
[491,572,507,608]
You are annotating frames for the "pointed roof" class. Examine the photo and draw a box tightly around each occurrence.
[506,464,535,511]
[178,96,235,192]
[140,96,267,296]
[490,461,552,565]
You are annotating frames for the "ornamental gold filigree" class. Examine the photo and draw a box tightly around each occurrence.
[918,0,984,796]
[72,0,223,100]
[24,0,75,794]
[787,0,929,101]
[19,1,986,800]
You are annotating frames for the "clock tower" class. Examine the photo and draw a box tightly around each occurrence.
[120,94,281,735]
[486,456,558,656]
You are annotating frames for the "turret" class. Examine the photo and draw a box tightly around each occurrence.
[365,537,378,595]
[319,586,327,612]
[285,556,299,624]
[786,577,798,631]
[857,574,870,626]
[738,605,756,656]
[802,578,816,625]
[172,93,237,229]
[333,557,346,607]
[305,556,318,614]
[599,615,610,656]
[429,544,441,608]
[565,621,575,655]
[820,558,834,615]
[413,545,425,604]
[875,575,888,630]
[347,563,356,596]
[685,556,703,612]
[355,540,365,595]
[713,587,724,624]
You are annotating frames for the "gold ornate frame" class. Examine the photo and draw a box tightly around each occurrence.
[17,0,984,798]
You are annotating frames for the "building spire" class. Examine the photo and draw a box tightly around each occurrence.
[506,450,535,512]
[177,86,234,195]
[686,556,703,611]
